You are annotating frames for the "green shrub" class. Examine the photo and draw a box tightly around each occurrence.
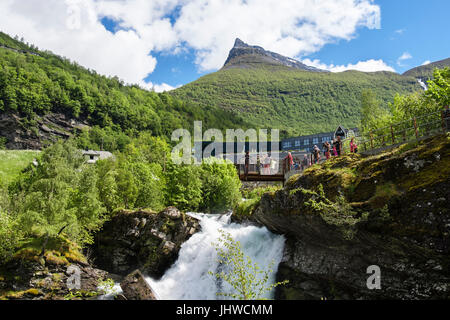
[199,158,242,213]
[0,210,21,262]
[11,140,106,245]
[209,230,288,300]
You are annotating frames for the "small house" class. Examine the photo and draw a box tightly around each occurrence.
[82,150,113,164]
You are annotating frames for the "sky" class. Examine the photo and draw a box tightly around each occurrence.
[0,0,449,92]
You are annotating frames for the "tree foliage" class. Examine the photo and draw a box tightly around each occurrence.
[0,31,247,149]
[426,67,450,107]
[209,230,288,300]
[173,65,421,137]
[9,140,106,245]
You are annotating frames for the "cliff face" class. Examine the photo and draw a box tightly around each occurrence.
[0,112,89,150]
[93,207,200,278]
[249,134,450,299]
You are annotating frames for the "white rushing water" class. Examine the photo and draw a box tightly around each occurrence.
[146,212,286,300]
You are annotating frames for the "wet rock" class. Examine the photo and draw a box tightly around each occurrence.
[120,270,157,300]
[93,207,200,278]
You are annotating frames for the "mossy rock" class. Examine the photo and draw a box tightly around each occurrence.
[13,235,87,266]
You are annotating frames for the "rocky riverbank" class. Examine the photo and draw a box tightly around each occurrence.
[0,207,200,300]
[236,133,450,299]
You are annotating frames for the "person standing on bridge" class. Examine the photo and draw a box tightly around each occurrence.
[334,136,343,156]
[331,139,337,156]
[313,145,321,164]
[263,154,271,175]
[244,151,250,177]
[324,141,331,160]
[350,137,358,153]
[301,154,308,170]
[286,152,294,171]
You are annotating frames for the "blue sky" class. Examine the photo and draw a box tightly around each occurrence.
[306,0,450,71]
[138,0,450,89]
[1,0,449,92]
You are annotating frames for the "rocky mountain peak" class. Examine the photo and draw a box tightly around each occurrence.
[223,38,327,72]
[233,38,248,48]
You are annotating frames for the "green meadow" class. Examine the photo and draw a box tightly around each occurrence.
[0,150,40,186]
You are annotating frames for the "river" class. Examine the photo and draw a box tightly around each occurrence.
[146,212,286,300]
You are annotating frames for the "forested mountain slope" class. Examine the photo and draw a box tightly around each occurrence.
[403,57,450,80]
[0,32,248,149]
[173,62,421,136]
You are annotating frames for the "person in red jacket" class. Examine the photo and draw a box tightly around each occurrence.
[350,137,358,153]
[286,152,294,171]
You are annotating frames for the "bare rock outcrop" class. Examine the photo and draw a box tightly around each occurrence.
[93,207,200,278]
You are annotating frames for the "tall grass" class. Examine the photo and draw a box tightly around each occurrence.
[0,150,40,186]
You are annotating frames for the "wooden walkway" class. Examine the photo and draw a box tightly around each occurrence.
[239,172,285,182]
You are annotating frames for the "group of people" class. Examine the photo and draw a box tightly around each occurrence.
[286,136,359,171]
[243,152,278,175]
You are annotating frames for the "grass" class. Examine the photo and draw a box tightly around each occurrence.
[0,150,40,186]
[13,235,87,266]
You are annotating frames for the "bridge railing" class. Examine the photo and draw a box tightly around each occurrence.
[350,110,449,153]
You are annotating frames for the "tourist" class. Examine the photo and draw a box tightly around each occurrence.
[350,137,358,153]
[270,157,278,175]
[313,145,321,164]
[301,154,309,170]
[334,136,343,156]
[256,154,261,174]
[263,153,271,175]
[244,151,249,176]
[331,139,337,156]
[324,141,331,160]
[286,152,294,171]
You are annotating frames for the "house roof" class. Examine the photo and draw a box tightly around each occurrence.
[82,150,114,160]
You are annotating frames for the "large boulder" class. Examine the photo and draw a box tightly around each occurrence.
[246,134,450,299]
[120,270,157,300]
[93,207,200,278]
[0,236,111,300]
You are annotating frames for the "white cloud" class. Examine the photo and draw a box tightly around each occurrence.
[302,58,396,73]
[422,60,431,66]
[397,52,412,66]
[152,83,180,93]
[0,0,382,85]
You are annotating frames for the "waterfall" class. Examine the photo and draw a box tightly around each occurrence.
[418,78,428,91]
[146,212,286,300]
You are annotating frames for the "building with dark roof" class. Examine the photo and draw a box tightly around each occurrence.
[281,126,359,152]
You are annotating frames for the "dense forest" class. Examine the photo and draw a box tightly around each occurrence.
[0,32,248,150]
[173,62,423,137]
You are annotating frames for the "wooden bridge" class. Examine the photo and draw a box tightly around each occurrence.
[234,109,449,184]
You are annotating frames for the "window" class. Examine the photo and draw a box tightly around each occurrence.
[303,139,309,146]
[283,141,291,149]
[295,140,300,147]
[313,137,319,144]
[322,137,329,142]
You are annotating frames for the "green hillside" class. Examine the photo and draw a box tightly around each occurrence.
[403,57,450,80]
[0,150,40,185]
[173,64,422,137]
[0,31,248,149]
